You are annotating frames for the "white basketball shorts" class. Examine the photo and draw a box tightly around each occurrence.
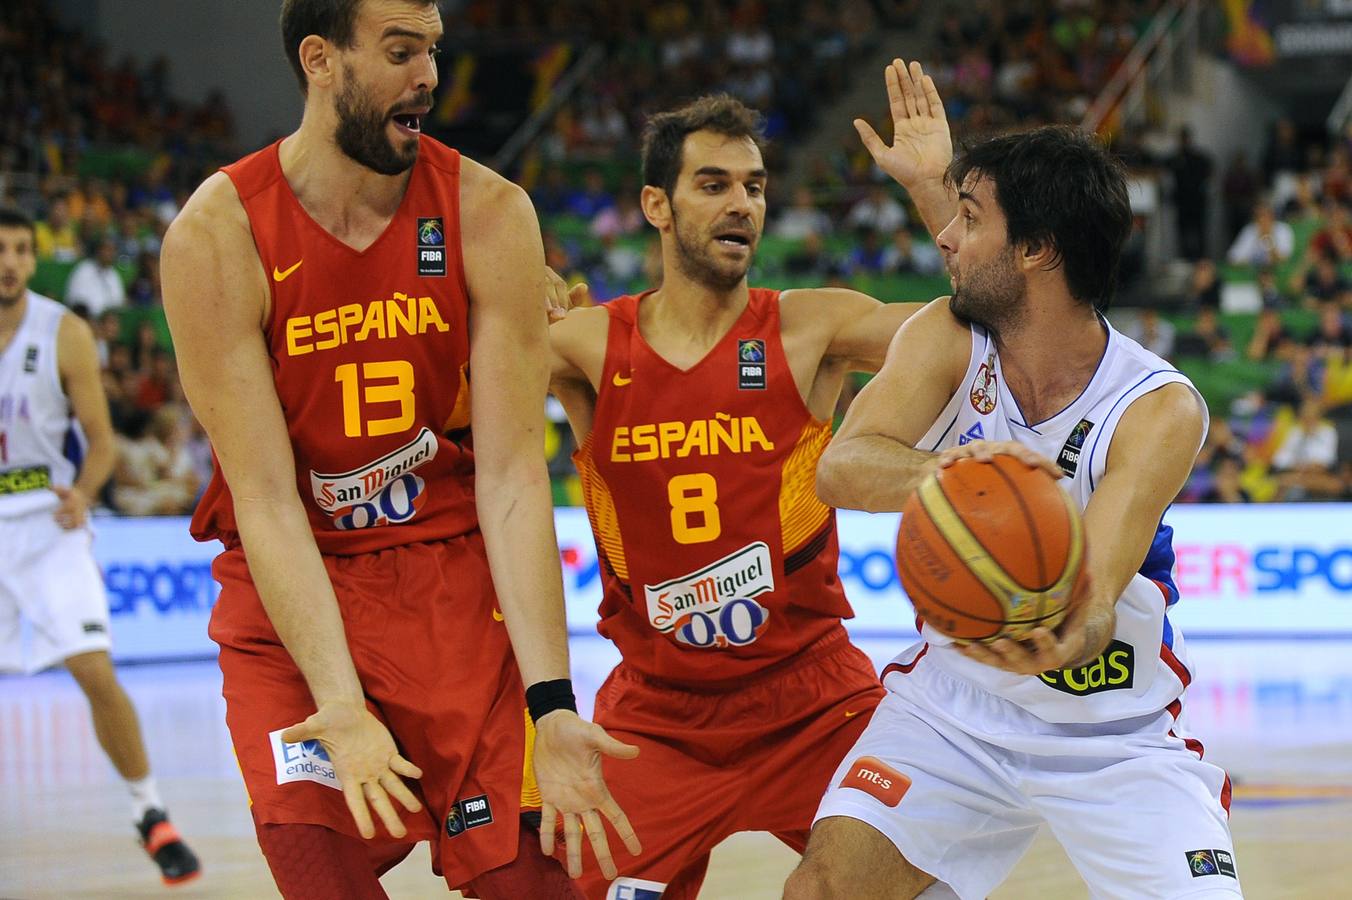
[814,643,1241,900]
[0,512,112,674]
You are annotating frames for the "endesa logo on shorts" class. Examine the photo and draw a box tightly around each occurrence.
[840,756,910,807]
[643,542,774,649]
[309,427,437,530]
[269,728,340,791]
[1038,639,1135,696]
[606,878,666,900]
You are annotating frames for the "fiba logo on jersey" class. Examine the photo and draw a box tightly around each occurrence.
[416,216,446,277]
[1057,418,1095,477]
[1186,848,1237,879]
[737,339,766,390]
[969,351,997,414]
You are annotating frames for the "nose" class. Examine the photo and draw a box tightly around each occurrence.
[413,51,438,94]
[936,214,960,255]
[725,183,753,217]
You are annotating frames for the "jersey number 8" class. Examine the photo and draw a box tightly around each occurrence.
[668,472,721,544]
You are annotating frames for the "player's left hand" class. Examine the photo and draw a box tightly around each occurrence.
[52,485,89,530]
[533,710,642,880]
[957,567,1112,676]
[545,266,592,323]
[854,59,953,190]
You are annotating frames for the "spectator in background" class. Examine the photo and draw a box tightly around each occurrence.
[1247,304,1295,362]
[881,227,943,275]
[34,193,81,262]
[1292,250,1350,308]
[566,168,615,219]
[1123,307,1176,360]
[1272,394,1342,500]
[1228,202,1294,268]
[1186,258,1222,311]
[1169,127,1213,260]
[110,406,200,516]
[64,236,126,316]
[1175,306,1233,361]
[844,183,907,234]
[1308,199,1352,263]
[785,232,834,278]
[94,309,122,367]
[773,187,833,240]
[1263,117,1304,188]
[844,227,887,275]
[532,166,572,217]
[1199,456,1252,503]
[591,191,644,239]
[1307,301,1352,360]
[127,252,161,306]
[1221,150,1259,244]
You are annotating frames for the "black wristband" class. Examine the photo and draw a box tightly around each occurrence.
[526,678,577,723]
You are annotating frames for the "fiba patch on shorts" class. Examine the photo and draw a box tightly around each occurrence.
[268,728,340,790]
[1186,848,1237,878]
[605,876,666,900]
[839,756,911,807]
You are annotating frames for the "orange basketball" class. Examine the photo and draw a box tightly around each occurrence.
[896,453,1085,643]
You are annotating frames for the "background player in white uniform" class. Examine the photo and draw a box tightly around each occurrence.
[781,106,1241,897]
[0,206,200,886]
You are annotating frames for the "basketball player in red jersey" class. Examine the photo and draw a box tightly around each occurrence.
[159,2,638,897]
[548,63,956,899]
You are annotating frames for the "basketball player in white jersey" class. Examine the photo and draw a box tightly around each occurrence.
[781,108,1241,897]
[0,206,200,886]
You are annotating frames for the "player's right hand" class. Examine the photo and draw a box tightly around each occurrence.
[280,700,424,840]
[937,440,1064,481]
[854,59,953,189]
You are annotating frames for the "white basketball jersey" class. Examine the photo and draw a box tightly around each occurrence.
[900,320,1209,724]
[0,292,76,517]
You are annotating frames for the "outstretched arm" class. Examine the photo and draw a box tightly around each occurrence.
[855,59,958,239]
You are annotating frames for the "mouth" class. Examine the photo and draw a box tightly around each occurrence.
[390,109,428,137]
[713,230,754,253]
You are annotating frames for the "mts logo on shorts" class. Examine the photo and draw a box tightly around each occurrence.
[840,756,910,807]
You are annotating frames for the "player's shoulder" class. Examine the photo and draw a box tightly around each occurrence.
[550,305,610,357]
[164,171,251,254]
[779,286,880,328]
[458,153,534,230]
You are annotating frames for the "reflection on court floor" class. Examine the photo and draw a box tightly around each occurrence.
[2,637,1350,898]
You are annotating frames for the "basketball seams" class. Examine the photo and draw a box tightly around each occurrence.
[988,459,1050,591]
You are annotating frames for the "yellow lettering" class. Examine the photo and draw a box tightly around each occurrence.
[1108,650,1131,684]
[286,316,314,356]
[710,417,739,454]
[337,304,364,344]
[611,427,631,463]
[418,296,450,333]
[658,421,685,459]
[314,309,340,351]
[388,293,417,337]
[1062,666,1089,693]
[741,416,775,452]
[356,302,386,342]
[631,424,658,462]
[1086,657,1107,688]
[678,420,708,458]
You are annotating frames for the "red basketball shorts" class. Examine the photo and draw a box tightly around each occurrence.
[574,628,886,900]
[209,532,533,889]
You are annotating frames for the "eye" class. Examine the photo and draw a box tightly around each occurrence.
[390,48,410,63]
[703,182,724,193]
[747,183,764,197]
[429,45,441,59]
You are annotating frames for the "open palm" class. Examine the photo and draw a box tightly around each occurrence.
[855,59,953,188]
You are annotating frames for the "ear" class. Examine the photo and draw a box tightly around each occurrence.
[641,185,672,232]
[299,34,336,91]
[1020,237,1058,273]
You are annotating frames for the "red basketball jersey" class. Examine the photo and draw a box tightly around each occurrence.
[191,138,478,555]
[575,289,854,685]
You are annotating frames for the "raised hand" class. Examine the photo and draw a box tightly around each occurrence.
[280,700,424,840]
[533,710,642,880]
[545,266,593,323]
[854,59,953,189]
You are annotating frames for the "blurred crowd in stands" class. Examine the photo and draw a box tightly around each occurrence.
[2,0,1349,512]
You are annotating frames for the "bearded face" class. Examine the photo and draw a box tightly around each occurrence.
[948,242,1028,335]
[333,65,429,176]
[669,203,757,292]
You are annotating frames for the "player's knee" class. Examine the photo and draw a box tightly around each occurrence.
[783,856,857,900]
[65,651,121,698]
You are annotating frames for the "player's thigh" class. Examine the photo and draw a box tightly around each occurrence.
[21,524,111,671]
[785,816,931,900]
[809,689,1040,900]
[0,527,24,673]
[1033,751,1240,900]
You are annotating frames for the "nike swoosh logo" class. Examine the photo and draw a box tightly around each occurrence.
[273,259,303,282]
[612,372,633,387]
[492,608,504,622]
[844,710,861,718]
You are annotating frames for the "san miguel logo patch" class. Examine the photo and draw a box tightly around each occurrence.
[417,216,446,277]
[969,351,997,414]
